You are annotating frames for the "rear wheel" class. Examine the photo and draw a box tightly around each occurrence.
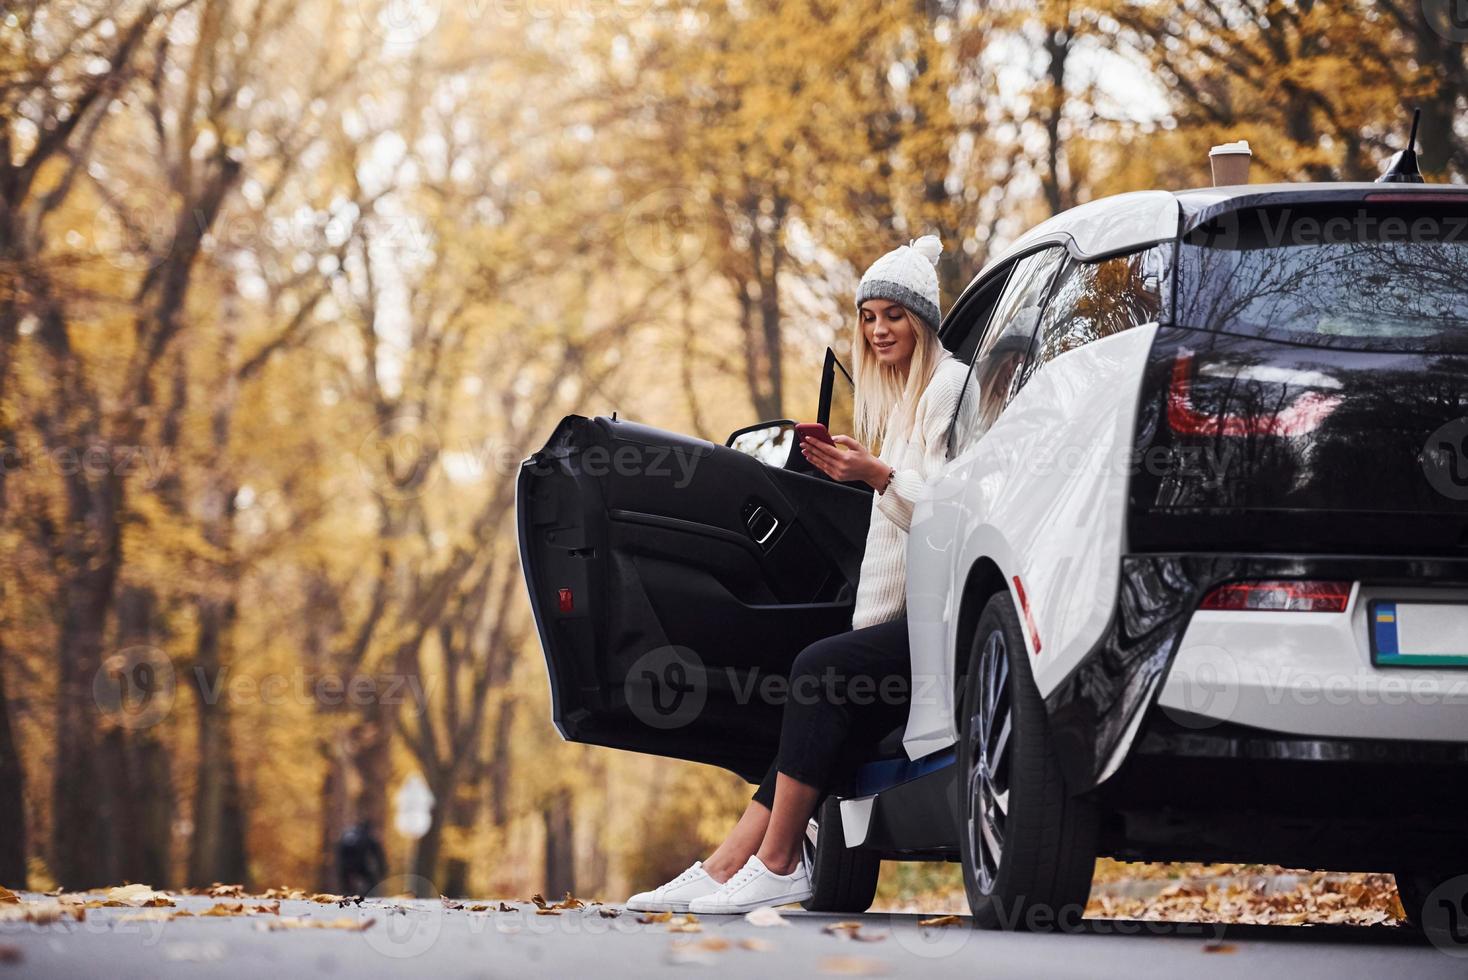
[802,797,881,912]
[958,592,1098,931]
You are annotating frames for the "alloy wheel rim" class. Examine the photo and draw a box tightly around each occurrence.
[967,629,1012,894]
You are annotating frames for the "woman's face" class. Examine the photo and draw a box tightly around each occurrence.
[860,300,918,368]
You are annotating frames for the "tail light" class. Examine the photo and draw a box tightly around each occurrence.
[1200,580,1352,613]
[1168,350,1343,437]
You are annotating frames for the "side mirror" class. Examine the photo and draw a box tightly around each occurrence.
[726,420,796,467]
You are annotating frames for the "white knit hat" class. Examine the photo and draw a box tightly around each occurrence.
[855,235,943,331]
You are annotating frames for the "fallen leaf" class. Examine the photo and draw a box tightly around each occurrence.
[496,902,516,912]
[818,955,889,975]
[667,913,703,933]
[307,893,344,904]
[637,911,673,924]
[823,920,884,941]
[206,884,245,898]
[597,908,621,918]
[1203,941,1238,954]
[744,906,789,927]
[262,916,373,932]
[549,892,585,910]
[534,909,561,916]
[739,937,774,952]
[201,902,246,917]
[666,937,727,964]
[0,900,81,924]
[466,904,490,912]
[0,944,20,963]
[105,884,173,907]
[441,897,464,910]
[0,887,18,906]
[917,915,962,928]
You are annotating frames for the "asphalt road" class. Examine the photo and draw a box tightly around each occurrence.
[3,895,1464,978]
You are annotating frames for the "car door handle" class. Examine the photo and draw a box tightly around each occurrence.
[745,505,780,546]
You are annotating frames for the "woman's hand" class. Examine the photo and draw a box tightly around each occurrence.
[801,434,892,491]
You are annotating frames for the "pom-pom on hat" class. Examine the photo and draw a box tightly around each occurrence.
[855,235,943,332]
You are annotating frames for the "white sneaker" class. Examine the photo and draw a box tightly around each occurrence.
[688,855,812,914]
[625,861,722,912]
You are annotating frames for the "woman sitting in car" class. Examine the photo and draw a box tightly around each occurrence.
[626,236,969,914]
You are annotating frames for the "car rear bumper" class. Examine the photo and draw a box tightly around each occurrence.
[1157,583,1468,741]
[1045,553,1468,793]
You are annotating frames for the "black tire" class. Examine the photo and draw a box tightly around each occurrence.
[802,796,881,912]
[958,592,1098,932]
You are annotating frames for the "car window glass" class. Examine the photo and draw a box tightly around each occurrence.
[1019,247,1166,389]
[949,247,1065,457]
[827,354,855,440]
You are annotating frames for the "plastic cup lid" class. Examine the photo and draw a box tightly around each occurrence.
[1210,140,1252,157]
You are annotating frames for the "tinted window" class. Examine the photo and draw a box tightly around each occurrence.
[949,247,1065,457]
[945,270,1013,365]
[1019,247,1166,387]
[1176,202,1468,352]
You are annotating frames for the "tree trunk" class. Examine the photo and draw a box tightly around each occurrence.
[318,755,348,891]
[49,471,124,889]
[187,594,248,887]
[0,661,26,887]
[110,586,174,887]
[439,771,483,898]
[350,697,393,836]
[542,788,576,898]
[411,772,448,896]
[487,698,516,828]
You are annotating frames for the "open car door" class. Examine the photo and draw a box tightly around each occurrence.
[517,350,868,781]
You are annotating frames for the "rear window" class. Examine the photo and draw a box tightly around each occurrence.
[1175,202,1468,352]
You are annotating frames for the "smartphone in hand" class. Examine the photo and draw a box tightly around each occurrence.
[795,422,835,447]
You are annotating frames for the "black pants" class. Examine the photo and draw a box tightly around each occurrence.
[750,617,911,809]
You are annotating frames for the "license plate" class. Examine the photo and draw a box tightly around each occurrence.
[1371,601,1468,668]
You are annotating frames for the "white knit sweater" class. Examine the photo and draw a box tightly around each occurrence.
[851,355,969,629]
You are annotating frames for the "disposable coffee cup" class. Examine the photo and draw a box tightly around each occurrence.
[1210,140,1252,186]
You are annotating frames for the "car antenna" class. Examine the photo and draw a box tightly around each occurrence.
[1375,107,1425,184]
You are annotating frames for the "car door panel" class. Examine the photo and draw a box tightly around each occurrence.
[519,413,871,781]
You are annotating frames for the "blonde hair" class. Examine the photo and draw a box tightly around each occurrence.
[851,305,948,452]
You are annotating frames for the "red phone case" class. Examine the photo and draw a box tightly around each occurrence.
[796,422,835,446]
